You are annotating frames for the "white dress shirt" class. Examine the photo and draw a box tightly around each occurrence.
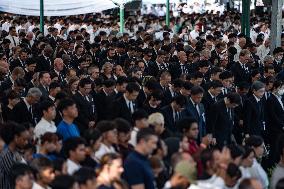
[129,127,139,146]
[32,182,51,189]
[94,143,116,161]
[67,159,81,175]
[34,118,57,140]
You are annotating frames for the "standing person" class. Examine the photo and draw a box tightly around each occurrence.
[12,87,42,126]
[208,92,241,148]
[129,110,149,146]
[123,128,158,189]
[0,122,30,189]
[112,82,140,123]
[57,98,80,140]
[271,134,284,189]
[73,78,96,134]
[243,81,266,137]
[266,80,284,166]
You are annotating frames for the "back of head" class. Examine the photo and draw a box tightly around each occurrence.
[51,175,76,189]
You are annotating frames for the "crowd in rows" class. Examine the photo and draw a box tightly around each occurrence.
[0,9,284,189]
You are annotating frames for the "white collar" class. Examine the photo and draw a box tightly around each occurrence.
[124,94,131,104]
[49,95,55,101]
[23,97,31,109]
[253,94,261,103]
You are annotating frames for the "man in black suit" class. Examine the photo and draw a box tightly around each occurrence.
[208,92,241,148]
[48,27,59,50]
[148,50,167,77]
[73,78,97,134]
[210,42,226,65]
[35,46,53,72]
[202,80,223,123]
[95,79,116,121]
[161,95,187,135]
[217,71,234,99]
[112,82,140,123]
[9,49,28,71]
[163,78,184,106]
[266,80,284,165]
[182,86,207,141]
[24,58,36,83]
[243,81,266,137]
[38,71,51,99]
[136,79,159,108]
[51,58,65,84]
[0,67,25,93]
[12,87,42,126]
[231,49,251,86]
[47,81,61,102]
[70,45,84,69]
[272,47,284,74]
[142,48,154,75]
[170,51,190,79]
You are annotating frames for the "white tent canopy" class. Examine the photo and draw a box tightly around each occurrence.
[0,0,118,16]
[142,0,184,4]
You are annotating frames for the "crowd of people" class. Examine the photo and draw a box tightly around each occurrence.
[0,7,284,189]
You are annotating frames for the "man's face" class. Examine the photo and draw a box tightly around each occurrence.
[17,173,34,189]
[91,68,100,79]
[40,167,55,185]
[20,52,28,62]
[144,135,158,155]
[212,87,222,97]
[126,91,139,101]
[15,130,30,149]
[27,63,36,72]
[104,86,115,95]
[10,28,17,36]
[41,73,51,86]
[191,93,203,104]
[187,123,199,139]
[65,104,78,119]
[108,49,116,58]
[73,144,86,162]
[55,60,64,71]
[76,48,84,56]
[105,129,118,144]
[253,87,265,99]
[179,52,187,63]
[161,76,171,86]
[44,106,56,120]
[80,84,92,96]
[118,131,131,144]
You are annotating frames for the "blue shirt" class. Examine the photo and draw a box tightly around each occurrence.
[56,120,80,140]
[123,151,155,189]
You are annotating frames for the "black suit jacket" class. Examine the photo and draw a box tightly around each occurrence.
[265,94,284,135]
[161,105,178,134]
[112,96,135,123]
[136,90,147,108]
[94,90,113,121]
[0,77,13,92]
[208,99,234,147]
[73,92,97,134]
[9,59,25,71]
[35,55,52,72]
[201,91,217,123]
[169,62,190,79]
[231,62,251,85]
[12,99,35,126]
[148,62,161,78]
[38,84,49,99]
[243,96,265,136]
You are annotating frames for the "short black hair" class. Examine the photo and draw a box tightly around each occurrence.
[30,157,53,178]
[226,163,241,179]
[229,144,245,159]
[96,120,116,133]
[190,86,204,95]
[0,122,27,145]
[57,98,76,113]
[39,100,55,115]
[132,109,148,121]
[177,117,198,132]
[172,95,187,107]
[51,175,76,189]
[116,76,128,85]
[245,135,264,148]
[136,128,157,144]
[227,92,241,105]
[219,71,233,80]
[63,137,86,158]
[73,167,96,185]
[49,81,61,90]
[103,79,116,87]
[11,163,34,186]
[83,128,100,146]
[39,71,50,80]
[113,118,132,133]
[78,78,92,88]
[126,82,140,93]
[209,80,223,89]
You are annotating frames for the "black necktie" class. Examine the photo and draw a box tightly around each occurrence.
[12,36,16,46]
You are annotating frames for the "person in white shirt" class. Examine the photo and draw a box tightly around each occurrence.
[5,26,19,49]
[95,121,117,161]
[190,25,201,40]
[239,147,254,180]
[64,137,86,175]
[34,101,57,141]
[30,157,55,189]
[129,110,149,146]
[244,136,269,189]
[257,39,270,63]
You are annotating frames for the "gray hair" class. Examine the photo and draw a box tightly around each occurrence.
[251,81,265,91]
[26,87,42,97]
[263,55,274,63]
